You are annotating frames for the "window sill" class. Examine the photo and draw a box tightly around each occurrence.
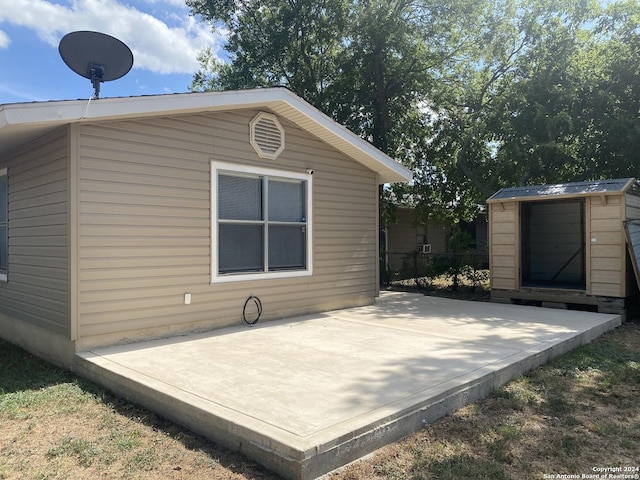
[211,269,312,284]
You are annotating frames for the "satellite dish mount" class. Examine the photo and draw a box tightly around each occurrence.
[88,62,105,98]
[59,31,134,99]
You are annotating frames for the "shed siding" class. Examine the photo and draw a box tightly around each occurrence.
[490,202,518,290]
[77,111,377,343]
[0,128,69,335]
[626,193,640,220]
[624,193,640,295]
[588,195,624,297]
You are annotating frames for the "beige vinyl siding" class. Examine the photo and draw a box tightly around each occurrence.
[489,202,518,290]
[77,111,377,344]
[588,195,625,297]
[0,128,69,336]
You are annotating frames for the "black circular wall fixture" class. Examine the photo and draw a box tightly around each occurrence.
[243,295,262,326]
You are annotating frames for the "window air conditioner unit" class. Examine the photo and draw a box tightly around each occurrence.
[418,244,431,254]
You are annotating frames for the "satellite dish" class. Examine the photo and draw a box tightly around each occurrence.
[59,31,134,99]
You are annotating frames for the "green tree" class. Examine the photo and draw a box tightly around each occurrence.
[424,0,639,214]
[425,0,601,203]
[187,0,349,110]
[189,0,640,225]
[579,0,640,179]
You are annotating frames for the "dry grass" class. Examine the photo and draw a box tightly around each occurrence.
[0,345,279,480]
[1,321,639,480]
[390,270,492,302]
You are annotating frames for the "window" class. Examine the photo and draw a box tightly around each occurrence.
[0,168,6,281]
[211,161,312,283]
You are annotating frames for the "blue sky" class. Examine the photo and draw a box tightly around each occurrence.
[0,0,226,104]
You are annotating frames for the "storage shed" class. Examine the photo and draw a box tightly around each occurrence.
[487,178,640,318]
[0,88,411,367]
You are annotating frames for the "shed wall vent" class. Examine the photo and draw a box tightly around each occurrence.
[250,112,285,159]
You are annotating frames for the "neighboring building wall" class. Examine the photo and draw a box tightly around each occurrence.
[426,220,448,253]
[489,201,518,290]
[387,208,450,254]
[475,217,488,253]
[75,110,378,348]
[385,208,449,273]
[387,208,420,256]
[588,195,625,297]
[385,207,488,276]
[0,128,71,363]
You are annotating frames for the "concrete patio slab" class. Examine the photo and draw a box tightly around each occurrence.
[73,292,621,480]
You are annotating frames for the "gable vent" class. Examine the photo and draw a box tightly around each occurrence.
[250,112,285,159]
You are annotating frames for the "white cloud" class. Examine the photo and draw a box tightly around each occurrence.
[0,29,9,48]
[142,0,189,7]
[0,0,225,74]
[0,83,46,102]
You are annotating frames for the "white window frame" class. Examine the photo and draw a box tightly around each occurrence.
[0,167,7,282]
[211,161,313,283]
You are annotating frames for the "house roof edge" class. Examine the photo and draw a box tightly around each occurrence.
[0,89,412,184]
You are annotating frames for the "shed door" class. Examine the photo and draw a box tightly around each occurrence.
[521,200,585,289]
[625,220,640,291]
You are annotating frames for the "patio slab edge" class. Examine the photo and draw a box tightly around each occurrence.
[72,311,621,480]
[307,312,622,479]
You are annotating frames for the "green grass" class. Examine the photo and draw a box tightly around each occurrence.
[47,435,103,467]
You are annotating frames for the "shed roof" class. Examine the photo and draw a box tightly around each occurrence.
[0,88,412,184]
[488,178,638,203]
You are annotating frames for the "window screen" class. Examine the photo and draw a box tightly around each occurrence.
[215,167,309,279]
[218,174,262,220]
[219,224,264,273]
[269,179,305,222]
[269,225,306,270]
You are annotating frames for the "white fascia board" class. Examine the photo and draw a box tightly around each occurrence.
[0,90,279,127]
[274,91,412,184]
